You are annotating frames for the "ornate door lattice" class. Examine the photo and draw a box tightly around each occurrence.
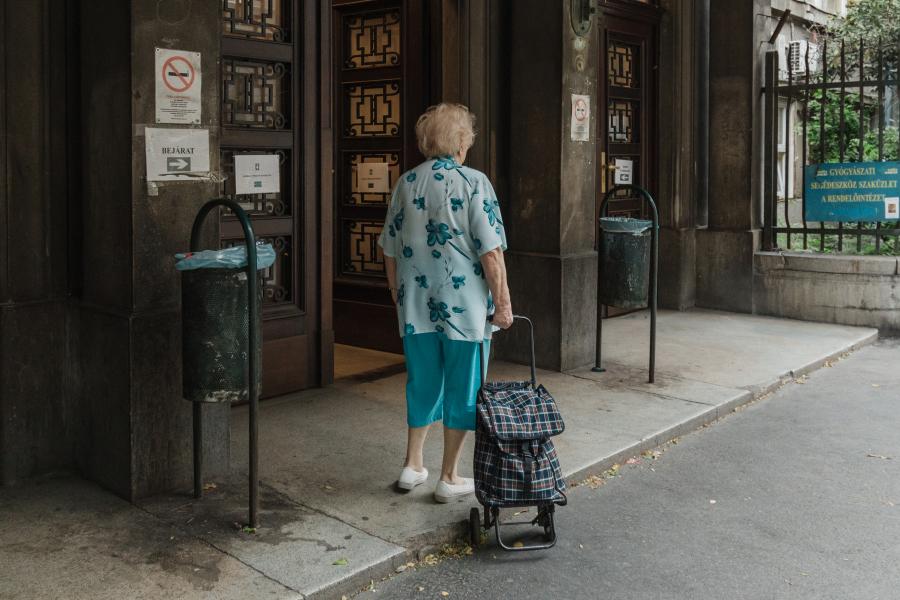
[220,0,316,395]
[599,8,657,221]
[331,0,426,353]
[336,5,403,281]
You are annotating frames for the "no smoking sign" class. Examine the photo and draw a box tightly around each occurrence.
[155,48,201,124]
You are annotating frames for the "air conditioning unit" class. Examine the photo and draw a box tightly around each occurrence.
[787,40,809,77]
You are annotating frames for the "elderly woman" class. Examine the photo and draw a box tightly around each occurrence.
[378,103,513,503]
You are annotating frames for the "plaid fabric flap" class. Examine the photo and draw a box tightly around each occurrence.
[477,382,564,441]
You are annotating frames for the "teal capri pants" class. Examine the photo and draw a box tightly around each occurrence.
[402,333,490,431]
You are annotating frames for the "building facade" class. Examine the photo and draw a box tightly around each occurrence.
[2,0,805,498]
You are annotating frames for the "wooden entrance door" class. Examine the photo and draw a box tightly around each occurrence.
[331,0,428,354]
[220,1,321,397]
[598,3,659,220]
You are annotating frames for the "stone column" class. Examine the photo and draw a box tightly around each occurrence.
[656,0,709,310]
[695,0,767,312]
[79,0,227,499]
[497,0,599,371]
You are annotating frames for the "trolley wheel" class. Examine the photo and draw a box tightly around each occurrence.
[538,506,554,541]
[469,507,481,547]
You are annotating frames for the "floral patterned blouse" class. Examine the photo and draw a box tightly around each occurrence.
[377,157,507,342]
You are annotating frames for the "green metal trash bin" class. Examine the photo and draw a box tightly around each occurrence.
[182,268,263,403]
[598,217,653,309]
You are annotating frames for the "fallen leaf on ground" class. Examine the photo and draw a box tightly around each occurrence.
[625,457,641,465]
[512,541,525,548]
[323,484,335,491]
[203,482,217,491]
[332,558,348,566]
[641,450,662,460]
[241,526,256,534]
[441,592,450,597]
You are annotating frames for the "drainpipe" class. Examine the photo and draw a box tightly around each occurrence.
[695,0,709,228]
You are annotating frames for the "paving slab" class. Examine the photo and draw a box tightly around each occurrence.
[0,477,299,600]
[140,482,405,600]
[598,309,877,392]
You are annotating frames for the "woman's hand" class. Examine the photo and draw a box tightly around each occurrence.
[492,302,514,329]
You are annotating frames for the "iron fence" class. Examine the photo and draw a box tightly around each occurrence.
[763,37,900,254]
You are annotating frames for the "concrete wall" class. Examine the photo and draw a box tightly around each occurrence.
[1,0,228,499]
[498,0,599,371]
[696,0,768,313]
[80,0,229,500]
[754,253,900,330]
[657,0,706,310]
[0,1,80,486]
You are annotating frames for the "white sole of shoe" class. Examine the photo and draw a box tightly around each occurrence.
[434,490,473,503]
[397,478,424,491]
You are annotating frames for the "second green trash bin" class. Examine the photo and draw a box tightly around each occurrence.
[598,217,652,309]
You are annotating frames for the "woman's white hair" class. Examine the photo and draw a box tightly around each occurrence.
[415,103,476,159]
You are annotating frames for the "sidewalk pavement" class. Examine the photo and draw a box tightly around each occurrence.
[0,310,878,600]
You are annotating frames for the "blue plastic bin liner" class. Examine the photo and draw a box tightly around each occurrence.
[175,243,276,271]
[598,217,652,235]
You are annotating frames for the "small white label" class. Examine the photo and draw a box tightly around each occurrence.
[570,94,590,142]
[885,197,899,220]
[356,161,390,193]
[234,154,280,195]
[614,158,633,185]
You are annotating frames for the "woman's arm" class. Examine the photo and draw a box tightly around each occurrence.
[481,248,513,329]
[385,256,398,304]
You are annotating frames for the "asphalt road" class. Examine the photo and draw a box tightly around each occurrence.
[364,340,900,600]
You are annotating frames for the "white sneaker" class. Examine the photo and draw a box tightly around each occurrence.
[397,467,428,490]
[434,478,475,503]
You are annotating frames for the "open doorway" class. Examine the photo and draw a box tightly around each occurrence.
[330,0,431,379]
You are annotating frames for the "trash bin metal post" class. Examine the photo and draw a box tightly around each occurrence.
[592,185,658,383]
[189,198,261,529]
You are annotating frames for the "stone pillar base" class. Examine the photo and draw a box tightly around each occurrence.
[496,250,598,372]
[696,228,760,313]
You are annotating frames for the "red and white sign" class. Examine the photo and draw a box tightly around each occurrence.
[570,94,590,142]
[155,48,202,124]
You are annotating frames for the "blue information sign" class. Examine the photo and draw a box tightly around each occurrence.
[804,161,900,222]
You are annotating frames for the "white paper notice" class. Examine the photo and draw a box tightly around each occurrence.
[885,197,899,220]
[155,48,202,124]
[614,158,634,185]
[235,154,281,195]
[357,162,390,194]
[145,128,209,181]
[570,94,590,142]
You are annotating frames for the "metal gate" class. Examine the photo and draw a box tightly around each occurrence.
[762,37,900,254]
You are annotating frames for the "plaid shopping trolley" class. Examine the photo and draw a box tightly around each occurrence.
[469,315,567,551]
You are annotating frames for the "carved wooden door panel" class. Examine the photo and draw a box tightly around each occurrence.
[331,0,427,353]
[598,6,658,219]
[597,3,659,316]
[220,0,320,396]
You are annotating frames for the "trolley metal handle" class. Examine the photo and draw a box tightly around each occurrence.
[480,315,537,389]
